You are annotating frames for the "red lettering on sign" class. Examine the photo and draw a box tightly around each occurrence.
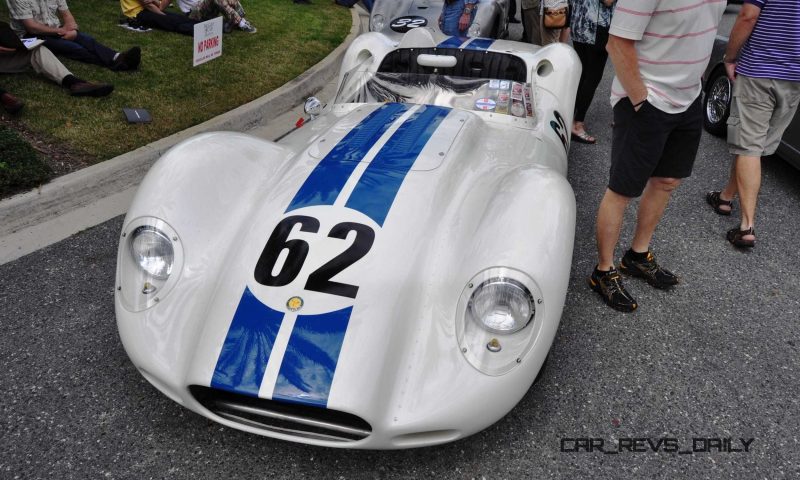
[197,36,219,53]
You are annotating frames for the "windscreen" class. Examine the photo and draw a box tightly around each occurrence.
[335,71,534,119]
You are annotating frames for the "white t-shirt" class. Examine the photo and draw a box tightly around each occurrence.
[609,0,726,114]
[176,0,197,13]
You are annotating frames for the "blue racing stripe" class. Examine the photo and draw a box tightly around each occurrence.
[437,36,467,48]
[210,287,285,397]
[285,103,410,213]
[271,307,353,407]
[345,105,451,226]
[465,38,494,50]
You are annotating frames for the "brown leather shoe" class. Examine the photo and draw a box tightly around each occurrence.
[69,81,114,97]
[1,92,25,114]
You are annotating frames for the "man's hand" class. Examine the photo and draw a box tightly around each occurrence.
[602,0,614,6]
[607,34,649,111]
[60,10,79,32]
[61,29,78,40]
[725,60,737,82]
[458,11,471,31]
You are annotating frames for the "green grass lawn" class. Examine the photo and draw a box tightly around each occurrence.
[0,0,351,162]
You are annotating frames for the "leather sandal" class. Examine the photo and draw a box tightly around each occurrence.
[706,191,733,216]
[726,226,755,248]
[571,130,596,144]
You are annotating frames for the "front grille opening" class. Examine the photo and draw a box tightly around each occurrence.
[190,386,372,442]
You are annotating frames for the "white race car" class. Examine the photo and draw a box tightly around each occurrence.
[115,28,580,449]
[370,0,510,40]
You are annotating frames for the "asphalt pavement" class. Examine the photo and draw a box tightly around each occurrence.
[2,5,798,480]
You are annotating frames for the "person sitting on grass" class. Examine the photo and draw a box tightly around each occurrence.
[176,0,256,33]
[0,44,114,99]
[121,0,199,36]
[6,0,141,71]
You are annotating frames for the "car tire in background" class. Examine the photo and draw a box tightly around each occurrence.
[703,66,733,137]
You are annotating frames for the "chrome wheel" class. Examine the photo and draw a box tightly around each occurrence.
[706,75,731,125]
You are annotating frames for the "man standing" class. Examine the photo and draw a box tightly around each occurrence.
[587,0,726,312]
[705,0,800,249]
[6,0,141,71]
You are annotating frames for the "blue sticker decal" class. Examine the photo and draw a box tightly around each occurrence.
[285,103,410,213]
[465,38,494,51]
[437,36,468,48]
[211,287,285,396]
[271,307,353,407]
[345,105,451,226]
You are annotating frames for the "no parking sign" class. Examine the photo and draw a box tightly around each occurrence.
[193,17,223,67]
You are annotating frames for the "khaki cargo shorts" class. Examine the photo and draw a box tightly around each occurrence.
[727,74,800,157]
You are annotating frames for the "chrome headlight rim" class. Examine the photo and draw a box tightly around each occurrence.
[468,276,535,335]
[371,13,385,31]
[129,224,174,280]
[455,267,545,376]
[117,217,184,313]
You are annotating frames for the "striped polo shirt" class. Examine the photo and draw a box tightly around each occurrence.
[609,0,727,114]
[737,0,800,82]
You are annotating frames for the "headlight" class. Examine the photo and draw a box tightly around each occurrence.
[117,218,183,312]
[456,268,544,375]
[468,22,481,38]
[469,278,534,334]
[130,226,174,279]
[371,14,385,31]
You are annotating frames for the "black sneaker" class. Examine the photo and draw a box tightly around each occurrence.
[111,46,141,71]
[588,267,638,312]
[619,249,678,289]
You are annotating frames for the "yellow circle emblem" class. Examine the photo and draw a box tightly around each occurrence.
[286,296,304,312]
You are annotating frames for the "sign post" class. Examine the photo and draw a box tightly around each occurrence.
[193,17,223,67]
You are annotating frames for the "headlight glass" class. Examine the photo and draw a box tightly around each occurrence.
[371,14,385,31]
[130,226,174,279]
[456,268,544,376]
[117,218,183,312]
[468,22,481,38]
[469,278,534,334]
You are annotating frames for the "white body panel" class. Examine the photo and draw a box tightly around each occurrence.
[116,31,581,449]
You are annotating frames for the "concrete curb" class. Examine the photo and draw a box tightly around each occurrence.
[0,7,364,240]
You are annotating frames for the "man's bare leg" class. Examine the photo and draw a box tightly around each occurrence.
[596,188,632,270]
[717,157,738,212]
[734,154,760,242]
[631,177,681,253]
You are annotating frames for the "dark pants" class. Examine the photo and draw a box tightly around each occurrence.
[137,10,198,36]
[508,0,517,19]
[41,32,117,67]
[572,26,609,123]
[609,96,702,198]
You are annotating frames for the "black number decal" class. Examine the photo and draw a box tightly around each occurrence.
[550,110,569,153]
[390,16,428,32]
[254,215,320,286]
[254,217,375,299]
[305,222,375,299]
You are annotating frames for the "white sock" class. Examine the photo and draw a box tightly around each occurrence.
[238,18,247,27]
[113,52,120,61]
